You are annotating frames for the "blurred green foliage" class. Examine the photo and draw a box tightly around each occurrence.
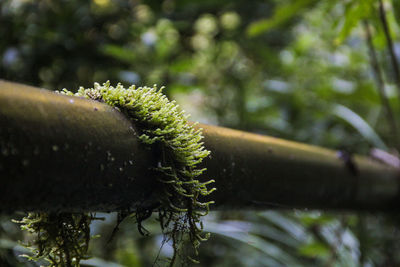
[1,0,400,266]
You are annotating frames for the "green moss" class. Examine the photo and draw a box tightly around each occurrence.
[15,81,215,266]
[13,213,96,266]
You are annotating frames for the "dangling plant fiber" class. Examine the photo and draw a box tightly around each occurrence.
[13,213,96,267]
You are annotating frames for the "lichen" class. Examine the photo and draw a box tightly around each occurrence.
[15,81,215,266]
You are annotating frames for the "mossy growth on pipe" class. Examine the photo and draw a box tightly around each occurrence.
[12,213,97,266]
[15,81,215,266]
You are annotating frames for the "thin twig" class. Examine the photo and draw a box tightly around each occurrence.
[363,20,398,147]
[378,0,400,100]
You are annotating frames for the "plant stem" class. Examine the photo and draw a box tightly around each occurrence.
[363,20,399,148]
[357,214,367,265]
[378,0,400,101]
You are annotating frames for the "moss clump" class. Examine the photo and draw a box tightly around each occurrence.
[16,82,214,266]
[13,213,95,266]
[62,81,215,265]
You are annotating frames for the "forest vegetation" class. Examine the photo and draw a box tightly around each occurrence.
[1,0,400,266]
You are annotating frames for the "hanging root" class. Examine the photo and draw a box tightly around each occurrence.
[13,213,99,267]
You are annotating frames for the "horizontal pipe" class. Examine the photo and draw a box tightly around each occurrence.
[202,126,400,211]
[0,80,399,212]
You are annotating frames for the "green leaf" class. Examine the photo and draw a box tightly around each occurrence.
[246,0,318,37]
[100,44,136,63]
[335,0,374,45]
[332,104,388,149]
[204,221,300,266]
[392,0,400,26]
[299,214,335,226]
[298,242,330,258]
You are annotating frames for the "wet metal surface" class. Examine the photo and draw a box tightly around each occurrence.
[0,80,399,212]
[0,80,160,212]
[199,124,400,211]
